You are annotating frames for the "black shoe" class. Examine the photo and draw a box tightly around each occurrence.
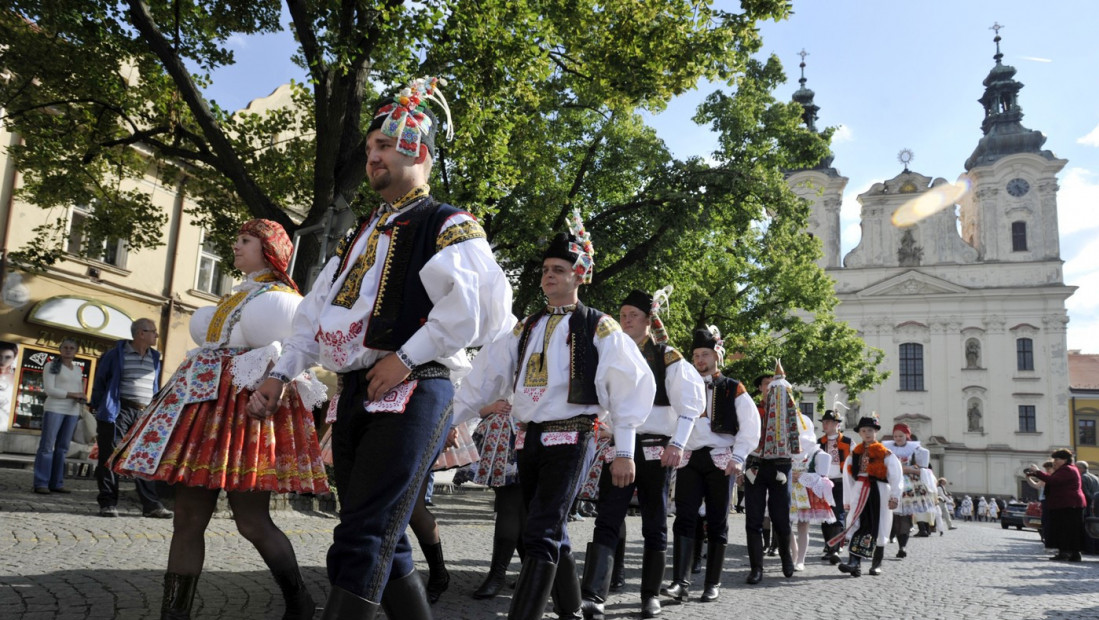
[144,506,174,519]
[699,583,719,602]
[661,535,692,602]
[896,548,907,559]
[745,534,763,585]
[700,541,726,600]
[775,533,794,578]
[641,596,662,618]
[99,506,119,517]
[1068,552,1083,562]
[868,547,884,577]
[33,487,50,495]
[578,543,614,620]
[1049,552,1070,561]
[639,548,665,618]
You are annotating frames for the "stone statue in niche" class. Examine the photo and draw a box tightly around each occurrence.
[897,229,924,267]
[968,402,983,432]
[965,339,981,369]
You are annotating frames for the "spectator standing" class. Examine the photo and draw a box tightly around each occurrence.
[32,338,85,493]
[1025,450,1086,562]
[89,318,171,519]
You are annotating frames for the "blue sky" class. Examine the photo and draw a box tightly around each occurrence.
[204,1,1099,353]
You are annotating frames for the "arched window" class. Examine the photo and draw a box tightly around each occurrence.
[899,343,924,391]
[1011,221,1027,252]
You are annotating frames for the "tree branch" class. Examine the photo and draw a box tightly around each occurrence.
[126,0,291,229]
[286,0,325,83]
[593,221,672,284]
[552,122,609,231]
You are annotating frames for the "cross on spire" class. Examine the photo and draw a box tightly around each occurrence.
[798,48,808,84]
[990,22,1004,63]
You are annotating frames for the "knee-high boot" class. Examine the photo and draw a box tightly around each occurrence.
[380,569,431,620]
[578,543,615,620]
[869,545,885,576]
[319,585,380,620]
[699,541,726,602]
[659,535,693,602]
[270,565,316,620]
[609,536,626,592]
[161,572,199,620]
[422,541,450,603]
[639,548,665,618]
[473,536,516,599]
[691,521,704,574]
[551,548,582,619]
[776,531,794,578]
[508,557,558,620]
[745,533,763,585]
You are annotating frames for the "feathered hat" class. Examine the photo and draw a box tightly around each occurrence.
[367,76,454,158]
[543,209,595,284]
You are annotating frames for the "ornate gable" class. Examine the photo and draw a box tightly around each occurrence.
[856,270,969,298]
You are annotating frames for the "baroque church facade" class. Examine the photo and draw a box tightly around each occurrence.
[788,34,1075,498]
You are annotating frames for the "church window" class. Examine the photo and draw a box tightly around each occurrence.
[1016,338,1034,371]
[899,343,924,391]
[1018,405,1037,433]
[1011,221,1027,252]
[1079,418,1097,447]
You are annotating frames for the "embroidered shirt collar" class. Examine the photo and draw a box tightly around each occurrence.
[233,269,276,293]
[386,184,431,213]
[546,303,577,315]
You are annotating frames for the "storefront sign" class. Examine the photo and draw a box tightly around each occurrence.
[27,296,135,340]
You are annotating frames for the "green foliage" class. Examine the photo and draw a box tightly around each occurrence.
[0,0,885,396]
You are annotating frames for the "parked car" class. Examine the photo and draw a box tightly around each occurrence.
[1001,500,1029,530]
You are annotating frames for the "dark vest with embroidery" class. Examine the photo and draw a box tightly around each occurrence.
[515,301,604,405]
[335,199,471,351]
[640,339,672,407]
[709,375,742,436]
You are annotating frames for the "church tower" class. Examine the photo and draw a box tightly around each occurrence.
[786,50,847,270]
[959,26,1066,265]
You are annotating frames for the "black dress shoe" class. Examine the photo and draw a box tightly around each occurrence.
[699,583,719,602]
[745,569,762,585]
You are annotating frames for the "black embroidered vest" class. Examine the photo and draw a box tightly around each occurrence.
[640,339,672,407]
[355,200,465,351]
[515,301,604,405]
[709,376,742,436]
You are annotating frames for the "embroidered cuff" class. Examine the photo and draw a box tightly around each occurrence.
[615,449,634,459]
[395,348,415,370]
[613,426,637,460]
[268,371,292,384]
[668,440,686,450]
[731,454,745,465]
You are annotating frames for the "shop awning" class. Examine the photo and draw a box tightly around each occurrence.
[26,296,135,340]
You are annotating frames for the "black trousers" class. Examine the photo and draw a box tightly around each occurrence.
[592,434,671,551]
[96,403,162,512]
[517,421,596,563]
[672,448,734,544]
[744,459,792,539]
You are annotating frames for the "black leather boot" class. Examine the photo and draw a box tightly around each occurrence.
[609,536,626,592]
[161,572,199,620]
[579,543,614,620]
[776,531,794,578]
[380,569,431,620]
[551,549,582,620]
[639,548,665,618]
[745,534,763,585]
[508,557,558,620]
[868,546,885,576]
[320,585,380,620]
[473,536,516,599]
[915,521,931,537]
[837,554,862,578]
[422,541,450,603]
[699,541,726,602]
[659,535,693,602]
[270,566,316,620]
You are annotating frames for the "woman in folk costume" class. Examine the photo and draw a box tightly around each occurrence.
[831,413,903,577]
[788,412,835,571]
[960,495,974,521]
[882,423,932,558]
[113,220,328,620]
[977,496,989,522]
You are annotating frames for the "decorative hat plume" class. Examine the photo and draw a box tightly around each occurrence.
[650,285,674,344]
[370,76,453,158]
[566,208,595,284]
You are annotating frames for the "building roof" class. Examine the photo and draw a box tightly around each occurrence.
[1069,353,1099,390]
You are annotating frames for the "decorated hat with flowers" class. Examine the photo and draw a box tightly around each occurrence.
[367,76,454,158]
[543,209,595,284]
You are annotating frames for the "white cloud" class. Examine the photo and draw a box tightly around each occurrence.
[1019,56,1053,63]
[831,124,853,144]
[226,34,249,49]
[1077,124,1099,147]
[838,180,873,256]
[1057,168,1099,236]
[1063,228,1099,354]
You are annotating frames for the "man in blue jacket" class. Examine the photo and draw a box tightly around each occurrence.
[89,318,171,518]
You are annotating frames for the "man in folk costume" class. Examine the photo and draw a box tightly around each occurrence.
[250,77,514,620]
[661,327,759,604]
[831,413,903,577]
[817,405,853,564]
[743,361,815,583]
[577,287,705,619]
[453,211,655,620]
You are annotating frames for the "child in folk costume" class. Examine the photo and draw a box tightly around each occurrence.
[831,413,903,577]
[788,412,835,571]
[883,423,933,558]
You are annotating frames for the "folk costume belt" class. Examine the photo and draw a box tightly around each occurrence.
[638,433,670,447]
[120,398,150,411]
[524,415,597,434]
[746,455,792,468]
[339,360,450,385]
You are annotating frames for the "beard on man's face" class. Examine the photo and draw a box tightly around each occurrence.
[368,169,391,191]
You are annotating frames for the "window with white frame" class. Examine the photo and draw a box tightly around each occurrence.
[195,232,231,296]
[66,203,127,267]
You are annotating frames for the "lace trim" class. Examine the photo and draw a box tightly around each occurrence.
[229,345,280,390]
[293,370,328,411]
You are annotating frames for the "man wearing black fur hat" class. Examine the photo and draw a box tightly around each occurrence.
[251,77,514,619]
[575,287,704,619]
[661,327,759,604]
[454,211,655,620]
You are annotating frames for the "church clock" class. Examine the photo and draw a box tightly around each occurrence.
[1006,177,1030,197]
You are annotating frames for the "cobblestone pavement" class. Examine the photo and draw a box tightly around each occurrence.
[1,466,1096,619]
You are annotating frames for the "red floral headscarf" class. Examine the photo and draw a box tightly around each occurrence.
[238,219,299,293]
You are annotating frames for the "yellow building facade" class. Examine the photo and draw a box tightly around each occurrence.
[1069,352,1099,466]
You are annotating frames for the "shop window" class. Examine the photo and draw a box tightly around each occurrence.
[67,203,127,267]
[9,345,93,431]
